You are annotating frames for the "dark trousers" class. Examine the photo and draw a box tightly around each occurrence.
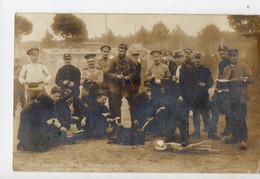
[192,101,211,135]
[108,92,134,124]
[230,100,248,141]
[211,92,231,132]
[169,101,190,142]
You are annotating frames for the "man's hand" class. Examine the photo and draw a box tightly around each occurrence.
[53,119,61,128]
[63,80,69,85]
[68,81,74,87]
[102,113,111,117]
[178,96,184,102]
[198,82,206,87]
[46,119,54,125]
[124,76,130,80]
[60,127,67,133]
[117,75,124,79]
[172,75,178,82]
[155,79,161,84]
[81,117,87,127]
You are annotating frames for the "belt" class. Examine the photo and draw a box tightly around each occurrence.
[27,81,44,88]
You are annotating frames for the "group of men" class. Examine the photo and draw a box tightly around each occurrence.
[15,43,253,152]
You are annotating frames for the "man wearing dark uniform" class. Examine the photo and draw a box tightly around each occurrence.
[183,48,194,67]
[131,51,142,95]
[55,53,81,97]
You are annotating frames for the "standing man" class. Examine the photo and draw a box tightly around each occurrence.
[81,54,104,87]
[19,48,51,102]
[145,50,171,98]
[14,60,25,116]
[107,44,137,124]
[55,53,81,97]
[223,49,253,150]
[131,51,142,94]
[190,54,220,140]
[211,46,231,136]
[183,48,194,67]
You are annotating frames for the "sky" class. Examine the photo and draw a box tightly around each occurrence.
[19,13,234,42]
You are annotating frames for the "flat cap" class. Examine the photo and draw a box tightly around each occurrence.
[193,53,202,60]
[184,48,193,54]
[84,54,96,60]
[118,44,128,50]
[100,45,111,51]
[150,50,162,56]
[27,48,39,55]
[228,49,239,56]
[218,46,229,51]
[173,51,184,58]
[63,53,72,58]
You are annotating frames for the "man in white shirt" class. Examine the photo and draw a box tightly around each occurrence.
[19,48,51,102]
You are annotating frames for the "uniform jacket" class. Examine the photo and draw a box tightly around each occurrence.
[218,57,230,79]
[222,62,254,102]
[55,64,81,96]
[145,62,171,80]
[107,56,136,95]
[192,65,213,107]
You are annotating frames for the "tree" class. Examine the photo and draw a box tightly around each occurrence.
[51,14,88,47]
[136,26,150,45]
[15,15,33,41]
[40,30,55,48]
[197,24,221,51]
[171,25,187,49]
[101,28,116,45]
[150,21,170,47]
[227,15,260,34]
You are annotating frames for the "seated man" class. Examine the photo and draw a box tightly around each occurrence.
[56,89,84,131]
[17,93,72,152]
[81,92,112,138]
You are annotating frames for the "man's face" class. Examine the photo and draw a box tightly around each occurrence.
[175,56,184,66]
[164,53,173,62]
[101,49,110,59]
[152,54,161,66]
[63,56,72,65]
[229,53,238,64]
[218,50,228,59]
[184,52,191,59]
[30,53,39,63]
[193,58,201,67]
[81,88,90,97]
[87,58,96,68]
[97,95,107,105]
[50,93,61,103]
[118,48,127,59]
[131,55,139,62]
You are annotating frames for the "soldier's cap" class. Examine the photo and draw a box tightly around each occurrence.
[193,53,202,60]
[63,53,72,59]
[144,80,152,87]
[50,86,61,95]
[164,50,173,56]
[100,45,111,51]
[184,48,193,54]
[118,44,128,50]
[173,51,184,58]
[150,50,162,56]
[228,49,239,56]
[27,48,39,55]
[218,46,229,51]
[131,51,140,56]
[84,54,96,60]
[83,81,99,90]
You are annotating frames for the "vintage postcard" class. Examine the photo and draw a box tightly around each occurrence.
[1,0,260,179]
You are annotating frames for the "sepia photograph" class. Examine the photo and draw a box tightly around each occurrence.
[12,12,260,174]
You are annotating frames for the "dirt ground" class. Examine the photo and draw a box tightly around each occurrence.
[12,84,260,173]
